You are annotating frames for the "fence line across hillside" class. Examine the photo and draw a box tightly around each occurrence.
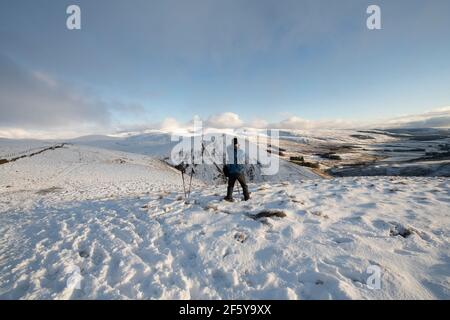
[0,143,67,162]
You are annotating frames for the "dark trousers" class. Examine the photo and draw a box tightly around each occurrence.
[226,173,250,200]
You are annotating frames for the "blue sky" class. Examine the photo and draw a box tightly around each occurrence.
[1,0,450,136]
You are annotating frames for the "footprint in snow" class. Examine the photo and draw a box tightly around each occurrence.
[309,210,329,219]
[222,247,233,258]
[389,223,413,238]
[211,269,233,287]
[78,250,90,258]
[205,202,219,211]
[290,196,305,205]
[234,232,247,243]
[389,222,432,241]
[332,237,354,244]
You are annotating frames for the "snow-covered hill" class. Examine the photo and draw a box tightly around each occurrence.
[0,144,448,299]
[67,127,450,181]
[0,144,190,211]
[68,131,323,183]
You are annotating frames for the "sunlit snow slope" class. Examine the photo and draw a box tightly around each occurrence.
[0,144,448,299]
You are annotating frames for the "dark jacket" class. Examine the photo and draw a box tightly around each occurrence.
[224,145,245,177]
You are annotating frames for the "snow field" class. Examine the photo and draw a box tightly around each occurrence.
[0,143,448,299]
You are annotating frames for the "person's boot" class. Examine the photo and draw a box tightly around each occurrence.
[224,186,234,202]
[242,186,250,201]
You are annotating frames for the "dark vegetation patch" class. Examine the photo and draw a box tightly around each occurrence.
[298,161,320,169]
[317,152,342,160]
[416,151,450,162]
[36,187,64,195]
[350,134,375,140]
[289,156,320,169]
[251,210,287,220]
[372,148,426,153]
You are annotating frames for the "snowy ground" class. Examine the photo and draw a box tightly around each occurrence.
[0,144,449,299]
[0,144,188,211]
[0,138,53,160]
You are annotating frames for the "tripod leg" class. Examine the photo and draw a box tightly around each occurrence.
[188,169,194,198]
[181,171,187,198]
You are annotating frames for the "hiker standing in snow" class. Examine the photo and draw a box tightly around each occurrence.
[223,137,250,202]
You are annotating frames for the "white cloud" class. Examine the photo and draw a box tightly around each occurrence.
[159,117,181,131]
[272,116,363,130]
[246,118,269,129]
[2,105,449,140]
[206,112,244,128]
[382,107,450,128]
[273,116,312,129]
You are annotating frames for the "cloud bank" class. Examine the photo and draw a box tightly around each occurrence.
[2,107,450,139]
[205,112,244,128]
[0,54,151,139]
[0,54,111,132]
[143,108,450,135]
[382,107,450,129]
[180,108,450,131]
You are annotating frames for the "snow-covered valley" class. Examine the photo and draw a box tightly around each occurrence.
[0,142,449,299]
